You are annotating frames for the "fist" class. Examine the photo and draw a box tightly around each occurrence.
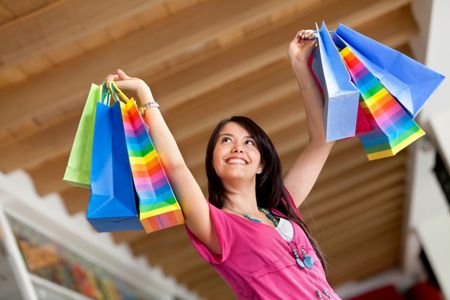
[288,30,317,70]
[105,69,154,105]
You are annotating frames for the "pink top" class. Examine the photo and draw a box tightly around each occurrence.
[185,198,341,299]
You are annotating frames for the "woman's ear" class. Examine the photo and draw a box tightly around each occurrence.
[256,164,263,174]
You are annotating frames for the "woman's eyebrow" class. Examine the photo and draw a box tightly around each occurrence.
[219,133,233,137]
[219,133,254,139]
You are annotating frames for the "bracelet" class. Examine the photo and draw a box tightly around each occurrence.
[139,101,160,115]
[300,82,316,90]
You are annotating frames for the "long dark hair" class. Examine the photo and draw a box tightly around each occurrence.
[205,116,326,271]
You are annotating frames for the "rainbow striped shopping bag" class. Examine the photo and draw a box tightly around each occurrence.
[340,47,425,160]
[110,82,185,233]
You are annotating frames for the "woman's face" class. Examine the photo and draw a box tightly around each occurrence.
[212,122,263,183]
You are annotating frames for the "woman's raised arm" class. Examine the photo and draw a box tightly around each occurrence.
[283,30,335,208]
[106,70,221,254]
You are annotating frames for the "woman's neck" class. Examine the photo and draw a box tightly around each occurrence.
[222,181,259,214]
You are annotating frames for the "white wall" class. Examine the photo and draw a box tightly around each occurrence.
[336,0,450,298]
[0,170,200,300]
[403,0,450,298]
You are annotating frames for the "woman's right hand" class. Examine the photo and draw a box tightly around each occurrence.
[105,69,155,105]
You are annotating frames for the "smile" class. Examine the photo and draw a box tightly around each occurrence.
[225,158,248,165]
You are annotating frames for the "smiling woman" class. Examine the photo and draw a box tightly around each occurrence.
[212,122,262,182]
[105,29,338,300]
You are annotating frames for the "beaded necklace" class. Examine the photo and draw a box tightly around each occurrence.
[225,206,333,299]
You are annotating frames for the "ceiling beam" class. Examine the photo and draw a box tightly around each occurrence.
[318,206,404,251]
[148,241,199,268]
[167,64,299,144]
[330,228,401,269]
[26,151,68,195]
[315,185,404,230]
[177,264,217,286]
[0,0,414,155]
[305,170,405,220]
[145,236,194,264]
[191,276,231,299]
[111,230,148,245]
[0,109,80,173]
[58,187,89,215]
[154,249,207,277]
[307,155,406,205]
[171,258,211,279]
[0,0,318,134]
[131,225,186,255]
[330,244,400,285]
[0,0,202,89]
[0,1,416,172]
[0,4,15,26]
[348,254,400,282]
[330,231,401,266]
[154,0,413,115]
[355,4,417,50]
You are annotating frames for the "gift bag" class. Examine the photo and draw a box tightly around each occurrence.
[355,103,372,135]
[87,87,143,232]
[335,23,445,117]
[309,22,360,142]
[109,82,184,233]
[340,46,425,160]
[63,84,103,187]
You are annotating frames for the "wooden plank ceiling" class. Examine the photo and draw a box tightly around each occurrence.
[0,0,418,299]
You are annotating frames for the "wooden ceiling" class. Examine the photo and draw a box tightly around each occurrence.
[0,0,419,299]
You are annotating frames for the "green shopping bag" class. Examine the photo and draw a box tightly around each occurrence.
[63,83,103,187]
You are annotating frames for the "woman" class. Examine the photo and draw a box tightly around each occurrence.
[106,29,340,299]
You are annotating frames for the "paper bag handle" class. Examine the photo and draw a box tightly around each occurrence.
[108,81,130,104]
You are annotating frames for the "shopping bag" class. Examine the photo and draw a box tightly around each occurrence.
[87,85,143,232]
[109,82,184,233]
[63,84,102,187]
[335,23,445,117]
[340,46,425,160]
[309,22,360,142]
[355,103,372,135]
[311,54,372,137]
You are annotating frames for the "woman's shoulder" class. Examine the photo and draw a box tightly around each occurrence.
[206,201,248,226]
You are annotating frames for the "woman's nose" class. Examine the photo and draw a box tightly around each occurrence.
[231,146,243,153]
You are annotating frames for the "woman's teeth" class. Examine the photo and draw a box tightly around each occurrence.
[227,158,246,165]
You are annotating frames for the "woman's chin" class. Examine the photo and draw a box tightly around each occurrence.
[219,171,254,182]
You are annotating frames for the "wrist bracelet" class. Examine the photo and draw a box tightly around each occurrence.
[301,82,316,90]
[139,101,160,115]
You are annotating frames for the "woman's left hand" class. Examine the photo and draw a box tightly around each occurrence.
[105,69,154,106]
[288,29,317,72]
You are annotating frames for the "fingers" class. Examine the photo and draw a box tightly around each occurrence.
[105,69,131,86]
[113,79,134,90]
[117,68,130,80]
[105,73,119,84]
[295,29,317,42]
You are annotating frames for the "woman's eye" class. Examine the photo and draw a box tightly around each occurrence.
[221,137,232,143]
[245,139,256,146]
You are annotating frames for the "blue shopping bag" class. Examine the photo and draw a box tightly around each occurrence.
[87,86,143,232]
[335,23,445,117]
[310,22,360,142]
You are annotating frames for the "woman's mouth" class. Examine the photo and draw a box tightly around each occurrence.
[225,157,248,165]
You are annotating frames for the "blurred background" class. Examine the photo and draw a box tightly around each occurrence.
[0,0,449,299]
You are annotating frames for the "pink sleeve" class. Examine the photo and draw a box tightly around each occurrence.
[184,202,235,264]
[284,187,303,220]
